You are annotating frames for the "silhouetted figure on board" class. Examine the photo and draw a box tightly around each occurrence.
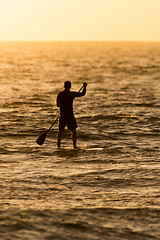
[57,81,87,149]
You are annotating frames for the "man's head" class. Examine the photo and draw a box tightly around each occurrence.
[64,81,71,90]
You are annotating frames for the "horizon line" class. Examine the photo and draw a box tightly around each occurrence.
[0,40,160,43]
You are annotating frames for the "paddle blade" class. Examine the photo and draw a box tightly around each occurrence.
[36,132,47,145]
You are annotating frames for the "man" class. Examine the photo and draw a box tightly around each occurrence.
[57,81,87,149]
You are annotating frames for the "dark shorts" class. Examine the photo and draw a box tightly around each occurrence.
[58,115,77,130]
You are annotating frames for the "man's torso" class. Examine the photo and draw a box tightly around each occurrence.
[57,90,77,116]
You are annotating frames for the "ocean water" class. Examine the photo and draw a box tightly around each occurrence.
[0,41,160,240]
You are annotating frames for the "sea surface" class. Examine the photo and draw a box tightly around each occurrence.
[0,42,160,240]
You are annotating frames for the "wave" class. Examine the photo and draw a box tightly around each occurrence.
[0,207,159,240]
[78,114,138,121]
[129,103,160,108]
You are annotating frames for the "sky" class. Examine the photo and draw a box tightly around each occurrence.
[0,0,159,41]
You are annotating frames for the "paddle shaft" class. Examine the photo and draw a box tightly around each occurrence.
[46,116,59,133]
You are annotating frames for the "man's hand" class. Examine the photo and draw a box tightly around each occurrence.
[83,82,87,87]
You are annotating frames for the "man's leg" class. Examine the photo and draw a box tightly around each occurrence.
[57,129,64,148]
[71,129,77,149]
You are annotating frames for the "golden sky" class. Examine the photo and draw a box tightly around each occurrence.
[0,0,159,41]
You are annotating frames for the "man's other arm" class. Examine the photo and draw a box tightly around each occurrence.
[57,94,60,107]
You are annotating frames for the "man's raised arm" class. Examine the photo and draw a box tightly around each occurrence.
[76,82,87,97]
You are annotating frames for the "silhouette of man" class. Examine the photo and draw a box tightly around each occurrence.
[57,81,87,149]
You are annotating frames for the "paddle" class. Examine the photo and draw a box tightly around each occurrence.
[36,116,59,145]
[36,84,84,146]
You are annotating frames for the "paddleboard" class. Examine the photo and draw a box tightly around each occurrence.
[82,147,103,151]
[56,146,104,151]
